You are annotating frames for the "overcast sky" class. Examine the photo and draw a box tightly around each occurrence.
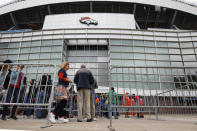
[0,0,197,6]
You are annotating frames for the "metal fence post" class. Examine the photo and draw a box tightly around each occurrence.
[41,64,57,128]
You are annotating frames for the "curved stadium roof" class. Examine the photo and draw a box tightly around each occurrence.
[0,0,197,30]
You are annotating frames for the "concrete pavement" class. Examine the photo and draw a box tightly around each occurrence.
[0,115,196,131]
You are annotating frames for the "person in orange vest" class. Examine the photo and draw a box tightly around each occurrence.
[96,97,100,105]
[122,92,130,118]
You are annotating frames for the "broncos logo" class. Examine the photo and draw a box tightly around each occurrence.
[79,17,98,25]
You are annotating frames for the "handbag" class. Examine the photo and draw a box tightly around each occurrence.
[54,85,70,100]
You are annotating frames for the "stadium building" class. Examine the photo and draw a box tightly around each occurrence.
[0,0,197,91]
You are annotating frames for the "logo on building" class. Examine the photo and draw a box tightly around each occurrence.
[79,17,98,25]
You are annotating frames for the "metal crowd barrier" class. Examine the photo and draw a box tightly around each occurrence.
[108,66,197,131]
[0,63,57,128]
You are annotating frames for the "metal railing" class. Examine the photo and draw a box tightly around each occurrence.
[108,66,197,130]
[0,63,57,128]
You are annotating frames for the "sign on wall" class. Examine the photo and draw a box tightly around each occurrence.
[43,13,136,29]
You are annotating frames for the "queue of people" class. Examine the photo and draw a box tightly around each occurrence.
[0,59,52,120]
[1,60,144,123]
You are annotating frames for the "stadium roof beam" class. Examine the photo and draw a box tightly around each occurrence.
[47,5,52,15]
[90,1,93,12]
[144,6,150,29]
[169,10,178,28]
[132,3,136,14]
[9,12,18,29]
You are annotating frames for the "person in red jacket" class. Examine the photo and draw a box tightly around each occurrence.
[123,92,130,118]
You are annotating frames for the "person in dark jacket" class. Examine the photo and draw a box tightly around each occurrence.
[36,75,52,118]
[74,64,94,122]
[0,60,13,102]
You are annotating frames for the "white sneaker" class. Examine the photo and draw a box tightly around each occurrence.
[49,112,56,123]
[58,117,69,123]
[83,118,87,121]
[93,118,97,121]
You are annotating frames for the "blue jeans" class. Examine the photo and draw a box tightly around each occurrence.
[108,104,117,118]
[24,96,33,116]
[36,91,44,118]
[2,87,20,117]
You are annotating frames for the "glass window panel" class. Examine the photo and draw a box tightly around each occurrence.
[51,53,61,58]
[75,51,84,56]
[0,55,7,62]
[157,61,171,67]
[184,62,197,66]
[146,54,156,60]
[122,53,133,59]
[170,55,182,61]
[157,41,168,47]
[144,41,155,47]
[42,40,52,46]
[9,42,20,48]
[19,54,28,60]
[20,48,30,53]
[21,41,31,47]
[134,47,144,52]
[110,53,121,59]
[171,62,183,67]
[53,40,62,45]
[51,46,62,52]
[182,55,196,61]
[145,47,155,53]
[146,61,157,66]
[121,40,132,45]
[122,60,134,66]
[29,53,39,59]
[110,60,122,65]
[0,43,8,48]
[134,60,145,66]
[0,49,8,54]
[181,42,193,48]
[68,57,80,62]
[30,47,40,53]
[121,46,133,52]
[68,51,76,56]
[28,60,39,64]
[8,55,18,60]
[39,60,50,64]
[157,55,170,60]
[193,42,197,47]
[8,49,19,54]
[134,40,144,46]
[110,46,121,52]
[40,53,50,59]
[169,49,180,54]
[98,51,108,56]
[41,47,51,52]
[168,42,179,48]
[134,53,145,59]
[157,48,168,54]
[31,41,41,46]
[110,40,122,45]
[182,49,194,54]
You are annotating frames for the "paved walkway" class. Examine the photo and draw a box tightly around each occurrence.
[0,115,196,131]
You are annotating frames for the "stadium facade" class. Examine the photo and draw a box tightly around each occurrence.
[0,0,197,90]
